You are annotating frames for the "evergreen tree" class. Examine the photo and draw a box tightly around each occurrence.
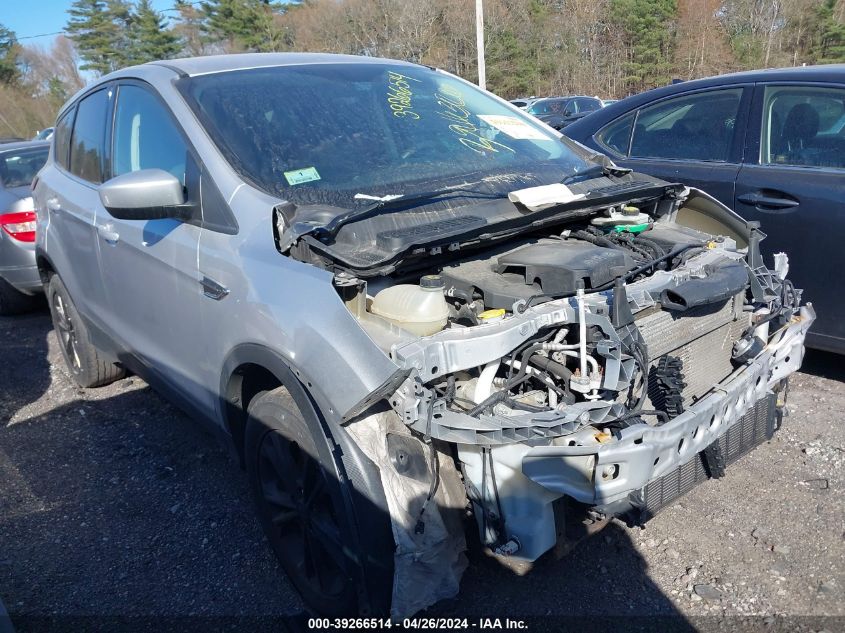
[0,24,20,85]
[66,0,134,75]
[811,0,845,63]
[128,0,181,64]
[199,0,286,52]
[174,0,206,56]
[611,0,678,92]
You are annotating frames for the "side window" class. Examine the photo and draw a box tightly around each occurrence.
[69,89,110,183]
[596,112,635,157]
[761,85,845,169]
[112,84,187,183]
[54,107,75,170]
[575,98,601,114]
[629,88,743,162]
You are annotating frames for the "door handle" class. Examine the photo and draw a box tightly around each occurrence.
[97,224,120,245]
[737,192,799,210]
[200,276,229,301]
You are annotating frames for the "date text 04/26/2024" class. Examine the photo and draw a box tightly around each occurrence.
[307,618,528,630]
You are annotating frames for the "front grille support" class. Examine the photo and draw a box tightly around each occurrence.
[630,393,777,522]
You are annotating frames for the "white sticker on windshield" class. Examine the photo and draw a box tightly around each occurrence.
[284,166,321,185]
[477,115,552,140]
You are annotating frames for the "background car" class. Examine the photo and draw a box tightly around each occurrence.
[525,95,603,129]
[564,65,845,354]
[0,140,50,314]
[33,127,55,141]
[509,97,537,110]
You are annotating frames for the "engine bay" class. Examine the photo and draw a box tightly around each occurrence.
[282,180,812,601]
[318,186,796,438]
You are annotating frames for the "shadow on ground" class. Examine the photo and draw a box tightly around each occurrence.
[799,348,845,382]
[0,312,695,632]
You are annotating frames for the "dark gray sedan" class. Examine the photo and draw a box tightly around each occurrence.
[0,141,50,314]
[565,65,845,353]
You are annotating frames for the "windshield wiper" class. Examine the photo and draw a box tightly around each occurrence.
[311,186,508,240]
[561,163,631,186]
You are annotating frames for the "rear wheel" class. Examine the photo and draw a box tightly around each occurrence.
[245,387,392,616]
[0,277,39,316]
[46,275,124,388]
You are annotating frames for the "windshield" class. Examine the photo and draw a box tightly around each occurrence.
[0,147,49,189]
[528,99,570,115]
[178,63,595,208]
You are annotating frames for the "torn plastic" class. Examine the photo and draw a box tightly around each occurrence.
[344,409,468,619]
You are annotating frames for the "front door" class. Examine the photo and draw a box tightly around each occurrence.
[95,82,208,411]
[735,82,845,352]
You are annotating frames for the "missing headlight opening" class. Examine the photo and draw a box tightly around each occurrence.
[285,184,813,618]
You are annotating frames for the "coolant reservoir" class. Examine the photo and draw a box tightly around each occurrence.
[370,275,450,336]
[591,205,650,228]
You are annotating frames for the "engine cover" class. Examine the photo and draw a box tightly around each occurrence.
[440,239,635,309]
[497,241,634,295]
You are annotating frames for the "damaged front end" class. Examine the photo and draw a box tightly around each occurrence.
[284,183,813,617]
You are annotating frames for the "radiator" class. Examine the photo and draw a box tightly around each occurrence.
[636,295,751,405]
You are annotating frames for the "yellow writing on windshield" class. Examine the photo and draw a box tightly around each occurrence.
[435,84,515,155]
[387,71,420,119]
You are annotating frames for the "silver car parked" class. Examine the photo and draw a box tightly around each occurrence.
[0,141,49,314]
[34,54,813,618]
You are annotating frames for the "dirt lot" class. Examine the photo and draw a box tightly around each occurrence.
[1,310,843,631]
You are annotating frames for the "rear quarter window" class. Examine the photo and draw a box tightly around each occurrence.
[69,89,110,184]
[595,112,635,157]
[54,107,75,170]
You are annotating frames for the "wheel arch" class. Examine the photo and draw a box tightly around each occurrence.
[35,248,56,285]
[221,343,306,465]
[221,342,395,615]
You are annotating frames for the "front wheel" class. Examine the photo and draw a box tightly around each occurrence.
[245,387,393,616]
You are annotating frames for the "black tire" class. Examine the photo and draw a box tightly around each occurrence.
[46,274,124,388]
[245,387,393,617]
[0,277,39,316]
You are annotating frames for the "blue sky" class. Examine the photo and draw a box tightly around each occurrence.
[3,0,176,46]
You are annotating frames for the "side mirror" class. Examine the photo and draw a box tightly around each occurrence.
[99,168,189,221]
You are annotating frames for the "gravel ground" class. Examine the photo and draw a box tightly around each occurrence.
[1,310,843,631]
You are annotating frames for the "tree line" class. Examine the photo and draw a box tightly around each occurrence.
[0,0,843,138]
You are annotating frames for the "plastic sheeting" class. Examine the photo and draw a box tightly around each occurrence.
[345,409,468,619]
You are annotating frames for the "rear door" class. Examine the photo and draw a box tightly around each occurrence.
[39,88,113,327]
[597,85,752,207]
[735,82,845,352]
[96,81,208,410]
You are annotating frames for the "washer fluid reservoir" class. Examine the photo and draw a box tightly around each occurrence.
[370,275,450,336]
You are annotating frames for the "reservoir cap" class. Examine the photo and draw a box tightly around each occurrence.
[420,274,445,290]
[479,308,506,321]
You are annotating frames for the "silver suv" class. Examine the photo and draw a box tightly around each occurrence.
[34,54,814,618]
